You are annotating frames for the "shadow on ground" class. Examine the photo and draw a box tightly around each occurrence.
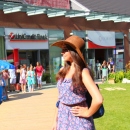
[7,92,43,101]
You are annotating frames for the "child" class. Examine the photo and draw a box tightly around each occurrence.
[26,66,32,92]
[30,66,36,92]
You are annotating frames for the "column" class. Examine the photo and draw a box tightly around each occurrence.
[13,48,19,67]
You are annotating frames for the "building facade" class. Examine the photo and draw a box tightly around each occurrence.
[0,0,130,82]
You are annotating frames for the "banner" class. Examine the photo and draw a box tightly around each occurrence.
[88,31,115,49]
[5,28,48,50]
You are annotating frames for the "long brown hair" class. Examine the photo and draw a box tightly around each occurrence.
[56,45,93,88]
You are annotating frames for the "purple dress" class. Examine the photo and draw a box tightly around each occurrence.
[57,78,95,130]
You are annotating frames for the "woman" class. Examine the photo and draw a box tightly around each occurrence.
[20,64,27,93]
[35,62,44,89]
[101,60,108,82]
[2,69,9,100]
[16,65,21,92]
[51,35,103,130]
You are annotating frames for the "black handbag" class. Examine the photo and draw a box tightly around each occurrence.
[85,84,105,119]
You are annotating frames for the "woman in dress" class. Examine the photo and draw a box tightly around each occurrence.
[101,60,108,82]
[16,65,21,92]
[30,65,36,92]
[20,64,27,93]
[51,35,103,130]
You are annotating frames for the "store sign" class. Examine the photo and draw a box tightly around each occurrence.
[5,28,48,50]
[9,32,48,42]
[88,31,116,49]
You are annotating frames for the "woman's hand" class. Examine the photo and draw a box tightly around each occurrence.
[70,106,89,118]
[51,121,57,130]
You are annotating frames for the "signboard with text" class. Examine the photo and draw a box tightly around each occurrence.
[5,28,48,50]
[88,31,116,49]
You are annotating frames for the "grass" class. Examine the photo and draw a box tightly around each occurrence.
[94,83,130,130]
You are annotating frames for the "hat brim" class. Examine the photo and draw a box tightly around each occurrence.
[51,40,86,64]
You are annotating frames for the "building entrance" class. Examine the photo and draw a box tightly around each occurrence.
[95,49,106,64]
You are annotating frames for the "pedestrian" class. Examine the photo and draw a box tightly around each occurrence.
[51,35,103,130]
[95,60,101,79]
[26,66,31,92]
[2,69,9,100]
[30,66,35,92]
[35,62,44,89]
[16,65,21,92]
[20,64,27,93]
[101,60,108,82]
[109,58,115,72]
[8,67,16,92]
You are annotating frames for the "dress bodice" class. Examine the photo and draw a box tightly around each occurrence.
[57,78,86,105]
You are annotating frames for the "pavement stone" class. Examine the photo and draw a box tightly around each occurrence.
[0,80,102,130]
[0,85,57,130]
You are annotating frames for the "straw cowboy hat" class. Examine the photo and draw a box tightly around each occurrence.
[51,35,86,64]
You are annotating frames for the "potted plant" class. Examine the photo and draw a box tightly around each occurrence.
[108,72,115,84]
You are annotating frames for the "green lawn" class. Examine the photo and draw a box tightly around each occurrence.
[94,83,130,130]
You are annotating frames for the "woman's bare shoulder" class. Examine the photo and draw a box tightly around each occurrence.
[59,67,64,71]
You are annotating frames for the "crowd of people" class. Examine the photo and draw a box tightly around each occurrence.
[95,58,115,82]
[0,62,44,100]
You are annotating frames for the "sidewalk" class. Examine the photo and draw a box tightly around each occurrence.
[0,85,57,130]
[0,79,102,130]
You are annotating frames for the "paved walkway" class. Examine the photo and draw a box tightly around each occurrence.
[0,80,102,130]
[0,85,57,130]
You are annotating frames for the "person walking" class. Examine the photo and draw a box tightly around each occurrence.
[51,35,103,130]
[35,62,44,89]
[95,60,101,79]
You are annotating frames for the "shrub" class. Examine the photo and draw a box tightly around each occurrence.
[108,73,115,80]
[42,72,51,83]
[114,71,124,83]
[124,70,130,80]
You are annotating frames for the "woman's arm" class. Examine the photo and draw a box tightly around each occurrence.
[51,107,58,130]
[82,69,103,117]
[71,69,103,118]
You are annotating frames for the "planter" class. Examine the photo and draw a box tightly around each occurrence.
[108,79,115,84]
[42,81,46,85]
[122,78,130,83]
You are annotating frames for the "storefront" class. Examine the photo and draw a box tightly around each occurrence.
[71,30,116,71]
[0,1,130,84]
[2,28,64,83]
[4,28,49,68]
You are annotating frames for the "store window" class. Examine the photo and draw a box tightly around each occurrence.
[48,30,64,83]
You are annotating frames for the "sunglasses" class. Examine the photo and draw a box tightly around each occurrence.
[61,48,68,53]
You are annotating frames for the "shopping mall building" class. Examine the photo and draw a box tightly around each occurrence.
[0,0,130,83]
